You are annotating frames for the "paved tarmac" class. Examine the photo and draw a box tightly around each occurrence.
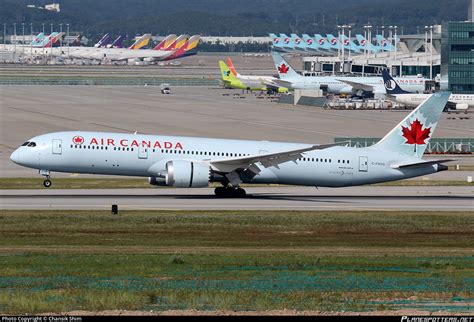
[1,186,472,211]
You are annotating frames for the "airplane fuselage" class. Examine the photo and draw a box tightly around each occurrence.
[281,75,426,95]
[11,131,442,188]
[392,94,474,110]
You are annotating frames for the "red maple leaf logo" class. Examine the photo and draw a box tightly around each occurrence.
[401,119,431,145]
[73,136,84,145]
[278,63,289,74]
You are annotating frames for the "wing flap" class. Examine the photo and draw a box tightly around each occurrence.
[392,159,454,169]
[336,79,374,92]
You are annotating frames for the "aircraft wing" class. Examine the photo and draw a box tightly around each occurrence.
[270,79,295,89]
[209,142,346,174]
[391,159,454,169]
[336,79,374,92]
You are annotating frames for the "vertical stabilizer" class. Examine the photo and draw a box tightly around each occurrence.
[372,92,450,158]
[270,51,302,79]
[129,33,151,49]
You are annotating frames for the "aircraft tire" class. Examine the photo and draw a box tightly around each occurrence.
[43,179,52,188]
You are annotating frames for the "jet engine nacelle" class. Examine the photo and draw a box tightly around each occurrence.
[148,176,167,186]
[165,160,210,188]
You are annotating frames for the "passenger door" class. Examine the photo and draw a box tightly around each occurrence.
[359,156,368,172]
[138,145,148,159]
[52,139,62,155]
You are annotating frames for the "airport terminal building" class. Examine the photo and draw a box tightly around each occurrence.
[447,21,474,94]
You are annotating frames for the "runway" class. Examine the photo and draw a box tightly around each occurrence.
[1,186,473,211]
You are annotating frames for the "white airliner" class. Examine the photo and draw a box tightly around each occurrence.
[11,93,452,197]
[271,52,428,97]
[382,70,473,111]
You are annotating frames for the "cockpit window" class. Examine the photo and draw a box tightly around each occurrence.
[21,142,30,146]
[27,142,36,147]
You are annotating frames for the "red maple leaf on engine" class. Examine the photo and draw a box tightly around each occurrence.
[278,63,289,74]
[401,119,431,145]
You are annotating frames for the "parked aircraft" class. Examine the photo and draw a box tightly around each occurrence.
[355,34,383,53]
[376,35,395,52]
[218,60,287,93]
[271,52,427,96]
[107,35,125,48]
[10,93,452,198]
[225,58,287,93]
[94,34,112,48]
[29,32,60,48]
[66,34,198,62]
[153,34,177,50]
[382,70,473,111]
[129,33,152,49]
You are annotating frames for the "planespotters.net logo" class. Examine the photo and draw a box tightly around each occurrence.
[401,316,473,322]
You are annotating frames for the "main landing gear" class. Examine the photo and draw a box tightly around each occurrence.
[214,186,247,198]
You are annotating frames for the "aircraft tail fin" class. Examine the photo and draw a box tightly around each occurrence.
[184,35,200,51]
[166,34,189,50]
[129,33,151,49]
[219,60,239,85]
[227,58,238,77]
[110,35,124,48]
[382,70,411,95]
[43,32,60,48]
[372,92,451,158]
[271,51,301,79]
[95,33,111,48]
[153,34,177,50]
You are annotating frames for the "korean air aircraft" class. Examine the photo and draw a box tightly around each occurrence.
[376,35,395,52]
[271,52,427,96]
[382,70,473,111]
[10,93,452,197]
[269,33,285,52]
[356,34,383,53]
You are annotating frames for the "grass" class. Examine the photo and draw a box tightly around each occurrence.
[0,210,473,314]
[0,177,473,189]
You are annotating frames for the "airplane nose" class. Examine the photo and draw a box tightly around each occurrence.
[10,149,21,164]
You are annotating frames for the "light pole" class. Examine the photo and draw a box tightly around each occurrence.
[393,26,398,60]
[66,23,70,57]
[59,23,62,55]
[42,23,45,55]
[50,23,53,60]
[22,23,25,54]
[388,26,393,59]
[13,23,16,60]
[30,23,33,55]
[337,25,342,61]
[429,25,433,80]
[3,23,6,50]
[380,26,385,52]
[347,25,352,61]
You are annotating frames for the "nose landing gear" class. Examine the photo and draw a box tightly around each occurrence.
[43,178,52,188]
[39,170,52,188]
[214,186,247,198]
